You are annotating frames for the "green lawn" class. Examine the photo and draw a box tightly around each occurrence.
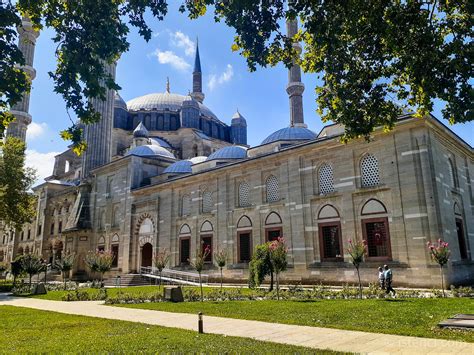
[0,306,343,354]
[115,298,474,343]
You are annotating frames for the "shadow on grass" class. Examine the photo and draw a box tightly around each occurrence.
[383,299,406,303]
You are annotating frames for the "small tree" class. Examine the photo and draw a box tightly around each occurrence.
[153,248,170,288]
[269,238,288,300]
[10,258,24,286]
[190,245,210,302]
[214,248,228,290]
[55,252,76,290]
[0,262,8,275]
[347,239,367,299]
[20,254,43,289]
[427,239,450,297]
[248,242,274,291]
[84,250,114,284]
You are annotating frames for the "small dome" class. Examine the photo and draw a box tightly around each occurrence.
[133,122,149,138]
[189,156,207,164]
[207,146,247,161]
[231,110,247,126]
[150,137,172,149]
[126,145,175,159]
[114,92,127,110]
[163,160,193,174]
[261,126,316,145]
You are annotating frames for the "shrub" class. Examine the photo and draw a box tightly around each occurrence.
[427,239,450,297]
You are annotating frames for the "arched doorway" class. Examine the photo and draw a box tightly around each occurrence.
[141,243,153,267]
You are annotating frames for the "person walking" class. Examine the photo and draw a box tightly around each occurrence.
[378,266,385,290]
[384,264,396,296]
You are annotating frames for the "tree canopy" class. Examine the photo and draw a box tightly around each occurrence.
[1,0,471,151]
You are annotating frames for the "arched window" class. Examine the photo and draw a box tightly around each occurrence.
[139,218,154,236]
[17,247,24,255]
[97,236,106,252]
[25,246,30,254]
[202,190,213,213]
[317,205,342,261]
[0,250,4,262]
[179,224,191,265]
[266,175,279,203]
[448,158,457,188]
[237,216,252,263]
[200,221,213,262]
[361,154,380,188]
[454,203,468,260]
[318,163,335,195]
[181,194,191,216]
[265,212,282,242]
[361,199,391,260]
[238,181,250,207]
[65,160,70,173]
[111,234,119,268]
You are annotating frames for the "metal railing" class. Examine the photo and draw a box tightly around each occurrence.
[140,266,209,285]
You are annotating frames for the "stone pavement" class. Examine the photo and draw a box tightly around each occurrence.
[1,294,473,354]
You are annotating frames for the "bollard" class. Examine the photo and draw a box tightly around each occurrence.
[198,312,204,334]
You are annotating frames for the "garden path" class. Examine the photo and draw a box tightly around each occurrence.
[0,294,472,354]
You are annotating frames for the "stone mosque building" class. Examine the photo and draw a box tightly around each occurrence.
[1,18,473,287]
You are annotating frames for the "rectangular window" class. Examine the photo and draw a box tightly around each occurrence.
[180,238,190,264]
[27,230,31,240]
[319,222,343,261]
[58,221,62,234]
[111,244,119,268]
[266,227,282,242]
[201,235,213,262]
[98,245,105,252]
[456,219,468,260]
[238,232,252,263]
[50,223,55,235]
[37,225,42,236]
[362,218,391,261]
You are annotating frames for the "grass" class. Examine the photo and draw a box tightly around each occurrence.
[0,306,344,354]
[115,298,474,343]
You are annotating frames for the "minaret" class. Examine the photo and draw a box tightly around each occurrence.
[81,62,116,178]
[286,19,306,128]
[191,39,205,103]
[6,17,39,142]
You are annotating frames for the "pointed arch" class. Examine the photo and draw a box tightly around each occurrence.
[318,204,339,220]
[179,224,191,235]
[361,199,387,215]
[265,212,282,225]
[454,202,462,216]
[237,215,252,229]
[200,220,213,232]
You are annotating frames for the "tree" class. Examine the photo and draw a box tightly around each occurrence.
[152,248,170,288]
[213,248,228,290]
[0,137,37,229]
[0,261,9,275]
[190,245,210,302]
[55,252,76,290]
[2,2,471,151]
[346,239,367,299]
[269,238,288,300]
[248,243,274,292]
[20,253,43,289]
[10,257,24,286]
[427,239,451,297]
[84,250,114,284]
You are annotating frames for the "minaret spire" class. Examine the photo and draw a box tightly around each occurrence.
[6,17,39,142]
[166,77,170,93]
[286,18,306,128]
[191,38,205,103]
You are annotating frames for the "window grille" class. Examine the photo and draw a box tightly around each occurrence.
[266,175,279,203]
[364,220,390,258]
[202,191,213,213]
[181,195,190,216]
[238,181,250,207]
[361,154,380,187]
[319,163,335,194]
[448,159,456,187]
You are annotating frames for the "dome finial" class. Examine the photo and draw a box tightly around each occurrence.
[166,77,170,93]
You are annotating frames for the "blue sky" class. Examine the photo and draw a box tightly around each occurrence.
[25,4,473,182]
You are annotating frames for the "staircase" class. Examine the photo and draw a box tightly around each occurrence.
[139,267,209,286]
[103,274,153,287]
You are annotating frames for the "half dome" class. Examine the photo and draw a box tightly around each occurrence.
[207,146,247,161]
[126,145,175,159]
[261,126,316,145]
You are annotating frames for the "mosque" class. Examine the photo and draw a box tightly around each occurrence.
[1,18,473,287]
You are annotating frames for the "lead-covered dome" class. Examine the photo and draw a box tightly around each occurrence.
[126,145,175,159]
[163,160,193,174]
[207,146,247,161]
[114,92,127,111]
[261,126,316,145]
[126,92,218,120]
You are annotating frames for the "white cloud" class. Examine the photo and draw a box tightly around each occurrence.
[26,122,48,140]
[152,48,191,72]
[170,31,195,57]
[207,64,234,91]
[25,149,60,185]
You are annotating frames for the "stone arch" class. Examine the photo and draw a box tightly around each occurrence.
[136,214,155,247]
[111,234,119,243]
[454,202,462,216]
[98,236,106,245]
[318,204,340,220]
[201,220,214,232]
[179,224,191,235]
[237,215,252,229]
[361,199,387,215]
[265,211,282,225]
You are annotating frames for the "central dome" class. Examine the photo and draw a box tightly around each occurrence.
[127,92,218,120]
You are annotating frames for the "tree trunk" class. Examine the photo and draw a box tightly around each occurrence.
[29,274,32,290]
[220,267,223,291]
[276,272,280,300]
[269,271,274,292]
[199,272,203,302]
[356,266,362,299]
[64,271,67,290]
[159,270,162,288]
[440,265,446,298]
